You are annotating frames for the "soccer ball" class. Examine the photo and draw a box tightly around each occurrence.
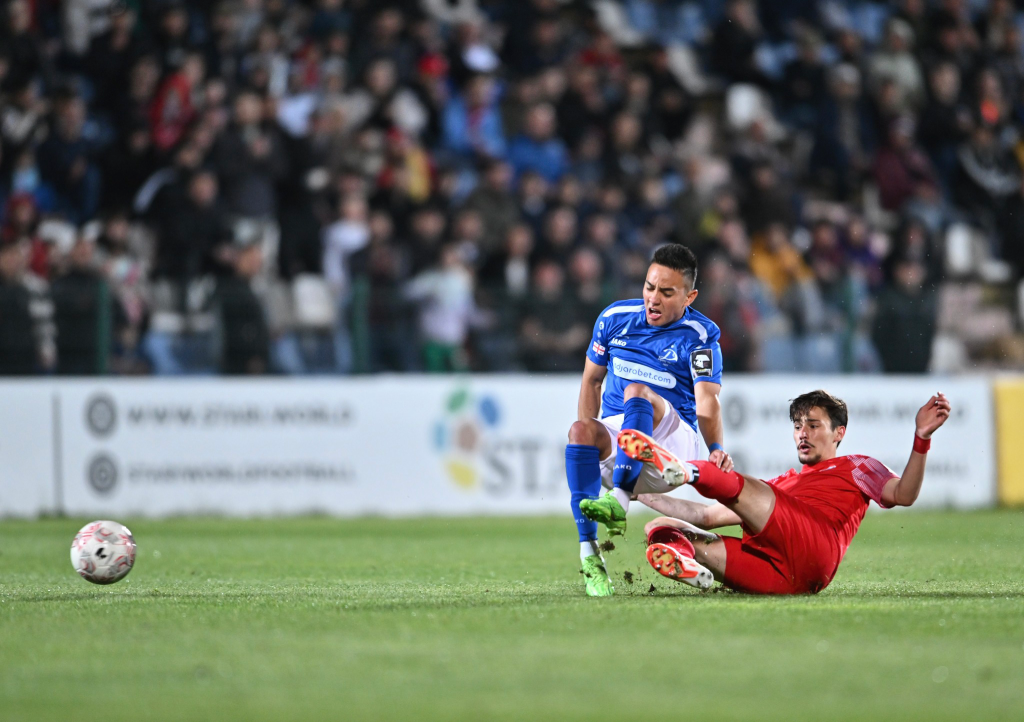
[70,520,137,585]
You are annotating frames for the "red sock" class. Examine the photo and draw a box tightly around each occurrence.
[646,526,696,558]
[690,461,744,505]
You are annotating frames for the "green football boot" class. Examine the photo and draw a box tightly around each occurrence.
[581,554,614,597]
[579,494,627,537]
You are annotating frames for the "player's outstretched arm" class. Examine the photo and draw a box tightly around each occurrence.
[881,393,952,507]
[636,494,742,530]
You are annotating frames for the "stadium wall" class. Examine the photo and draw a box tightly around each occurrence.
[0,376,1001,518]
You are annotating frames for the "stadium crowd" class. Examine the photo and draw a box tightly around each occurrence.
[0,0,1023,375]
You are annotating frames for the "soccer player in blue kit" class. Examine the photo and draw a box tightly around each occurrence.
[565,244,733,596]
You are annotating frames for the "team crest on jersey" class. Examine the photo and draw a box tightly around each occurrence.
[658,347,679,363]
[690,349,713,377]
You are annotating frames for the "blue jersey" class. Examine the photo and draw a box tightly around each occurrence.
[586,300,723,431]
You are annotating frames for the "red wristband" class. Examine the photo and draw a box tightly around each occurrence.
[913,434,931,454]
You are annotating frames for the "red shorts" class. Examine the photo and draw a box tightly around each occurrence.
[722,489,841,595]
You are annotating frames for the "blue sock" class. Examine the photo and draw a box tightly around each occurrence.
[613,397,655,494]
[566,444,601,543]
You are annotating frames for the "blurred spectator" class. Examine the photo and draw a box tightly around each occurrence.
[516,170,549,235]
[448,19,502,86]
[507,103,568,183]
[463,159,520,247]
[749,222,825,335]
[873,116,941,211]
[97,212,148,374]
[869,19,925,111]
[149,52,205,153]
[710,0,768,86]
[63,0,116,59]
[449,208,487,262]
[1,80,48,171]
[153,4,193,73]
[537,205,578,266]
[843,216,884,290]
[568,246,609,321]
[741,163,794,235]
[1,0,49,91]
[603,112,648,186]
[807,221,856,330]
[509,14,569,77]
[375,127,435,211]
[646,47,693,143]
[405,243,479,372]
[100,121,157,213]
[953,123,1020,228]
[309,0,351,41]
[343,58,428,138]
[1,193,47,277]
[749,223,813,298]
[406,204,448,273]
[84,7,143,112]
[216,244,271,375]
[365,211,415,372]
[112,56,162,138]
[442,74,506,162]
[810,64,877,201]
[348,8,416,82]
[36,95,100,223]
[211,91,288,257]
[519,259,589,372]
[154,170,227,282]
[917,62,973,192]
[323,194,371,373]
[780,30,828,131]
[0,239,54,374]
[699,254,761,371]
[872,255,938,373]
[479,222,534,300]
[558,65,610,150]
[630,175,673,250]
[51,232,109,375]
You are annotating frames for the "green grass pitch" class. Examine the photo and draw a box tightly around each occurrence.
[2,511,1023,721]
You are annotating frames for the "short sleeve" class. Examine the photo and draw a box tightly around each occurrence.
[848,455,899,508]
[586,314,609,366]
[690,344,723,384]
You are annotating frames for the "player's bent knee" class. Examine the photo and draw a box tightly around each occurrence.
[623,382,657,401]
[568,419,601,446]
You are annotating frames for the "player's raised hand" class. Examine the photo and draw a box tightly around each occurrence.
[915,393,951,439]
[709,449,734,473]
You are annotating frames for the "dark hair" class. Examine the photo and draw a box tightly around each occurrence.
[651,243,698,289]
[789,390,848,431]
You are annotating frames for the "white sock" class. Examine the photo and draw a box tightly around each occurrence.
[580,541,599,560]
[611,487,631,513]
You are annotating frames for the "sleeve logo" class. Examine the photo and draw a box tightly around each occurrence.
[690,348,713,377]
[592,342,606,356]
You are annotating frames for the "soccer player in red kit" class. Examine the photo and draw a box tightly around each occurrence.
[617,389,951,594]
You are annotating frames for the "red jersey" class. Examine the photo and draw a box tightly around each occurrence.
[764,455,898,562]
